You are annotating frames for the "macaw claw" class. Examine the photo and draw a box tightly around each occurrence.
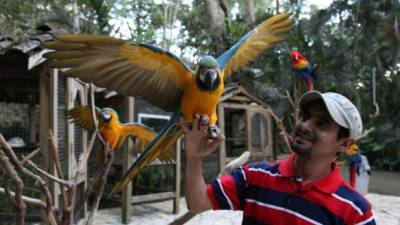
[208,125,221,139]
[199,115,209,126]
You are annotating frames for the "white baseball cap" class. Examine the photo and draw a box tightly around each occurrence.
[298,91,363,139]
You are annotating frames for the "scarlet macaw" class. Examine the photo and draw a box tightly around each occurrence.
[44,13,292,194]
[290,50,315,91]
[345,143,361,188]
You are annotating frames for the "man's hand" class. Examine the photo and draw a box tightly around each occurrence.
[179,114,225,159]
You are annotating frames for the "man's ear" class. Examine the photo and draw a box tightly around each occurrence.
[338,137,356,153]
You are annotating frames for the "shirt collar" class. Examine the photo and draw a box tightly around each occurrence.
[278,153,344,194]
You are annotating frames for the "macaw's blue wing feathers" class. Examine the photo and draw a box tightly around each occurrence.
[43,34,194,111]
[294,68,315,82]
[217,13,292,78]
[110,111,182,195]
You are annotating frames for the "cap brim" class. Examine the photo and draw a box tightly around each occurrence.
[298,91,349,129]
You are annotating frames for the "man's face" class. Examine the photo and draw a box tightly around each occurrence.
[291,100,341,157]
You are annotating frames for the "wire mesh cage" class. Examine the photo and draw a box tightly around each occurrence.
[0,50,41,224]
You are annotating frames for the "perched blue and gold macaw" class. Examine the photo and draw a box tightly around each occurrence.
[44,13,292,194]
[67,106,175,163]
[291,50,315,91]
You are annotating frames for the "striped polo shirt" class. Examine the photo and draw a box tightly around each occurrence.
[207,153,375,225]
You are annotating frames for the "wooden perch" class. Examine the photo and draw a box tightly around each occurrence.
[84,144,114,225]
[358,127,375,140]
[286,90,299,125]
[0,187,46,208]
[0,84,109,225]
[20,148,40,165]
[0,134,58,225]
[48,130,70,221]
[218,151,251,177]
[267,108,293,152]
[0,147,26,225]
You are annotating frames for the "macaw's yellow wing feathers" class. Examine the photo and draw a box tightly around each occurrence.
[121,124,176,163]
[43,34,194,111]
[111,123,182,195]
[66,106,99,132]
[217,13,292,78]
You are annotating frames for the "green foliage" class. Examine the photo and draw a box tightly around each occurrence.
[77,0,114,34]
[0,0,54,40]
[135,164,174,194]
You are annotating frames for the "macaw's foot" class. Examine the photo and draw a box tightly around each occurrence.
[208,124,221,139]
[199,115,209,126]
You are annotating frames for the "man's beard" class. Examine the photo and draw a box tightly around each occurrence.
[291,130,315,155]
[291,141,312,155]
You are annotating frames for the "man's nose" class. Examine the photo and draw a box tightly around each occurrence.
[300,119,313,133]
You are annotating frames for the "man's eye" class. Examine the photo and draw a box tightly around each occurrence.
[317,120,329,128]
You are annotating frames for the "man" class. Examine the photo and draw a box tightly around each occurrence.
[179,91,376,225]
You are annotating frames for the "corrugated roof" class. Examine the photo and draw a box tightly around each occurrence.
[0,25,67,69]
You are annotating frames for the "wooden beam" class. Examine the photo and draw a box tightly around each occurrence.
[218,104,226,173]
[38,65,53,225]
[121,96,134,224]
[229,95,254,103]
[131,192,176,204]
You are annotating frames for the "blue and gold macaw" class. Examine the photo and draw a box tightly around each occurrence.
[67,106,175,163]
[44,13,292,194]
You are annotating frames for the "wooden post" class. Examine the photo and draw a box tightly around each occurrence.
[246,109,252,155]
[121,96,134,224]
[39,65,51,225]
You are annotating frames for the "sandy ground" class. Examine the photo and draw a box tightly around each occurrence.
[91,193,400,225]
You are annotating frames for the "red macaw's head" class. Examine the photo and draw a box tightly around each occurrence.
[291,50,306,64]
[291,50,310,70]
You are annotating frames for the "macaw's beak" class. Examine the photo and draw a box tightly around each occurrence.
[100,112,111,122]
[205,71,214,90]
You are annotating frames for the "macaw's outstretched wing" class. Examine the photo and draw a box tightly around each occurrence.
[121,123,176,163]
[43,35,194,111]
[66,106,100,132]
[217,13,292,78]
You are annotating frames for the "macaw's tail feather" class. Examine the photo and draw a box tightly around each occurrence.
[306,79,314,91]
[132,127,176,164]
[110,111,182,195]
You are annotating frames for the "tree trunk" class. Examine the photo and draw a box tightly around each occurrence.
[202,0,229,55]
[72,0,80,33]
[276,0,280,14]
[244,0,255,27]
[203,0,225,36]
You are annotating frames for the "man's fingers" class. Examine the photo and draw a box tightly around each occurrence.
[208,134,225,150]
[199,115,209,126]
[179,117,190,133]
[192,114,200,131]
